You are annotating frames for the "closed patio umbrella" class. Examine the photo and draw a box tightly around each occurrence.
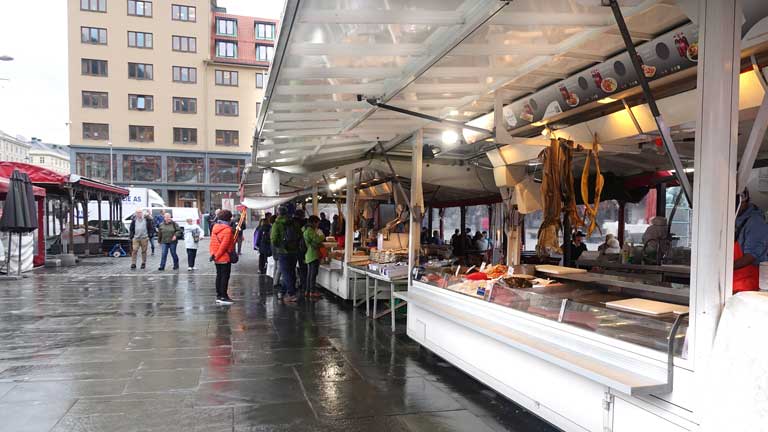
[0,170,38,276]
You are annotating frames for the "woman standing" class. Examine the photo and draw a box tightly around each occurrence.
[303,215,325,299]
[184,218,203,271]
[210,210,235,305]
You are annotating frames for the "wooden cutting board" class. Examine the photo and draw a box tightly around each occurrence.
[606,298,689,316]
[535,265,588,275]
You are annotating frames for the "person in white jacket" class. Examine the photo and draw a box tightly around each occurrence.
[183,218,203,271]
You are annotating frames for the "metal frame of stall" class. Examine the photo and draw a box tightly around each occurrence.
[250,0,768,430]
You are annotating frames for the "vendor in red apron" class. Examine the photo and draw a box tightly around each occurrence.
[734,190,768,293]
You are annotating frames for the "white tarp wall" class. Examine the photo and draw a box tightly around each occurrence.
[0,232,34,274]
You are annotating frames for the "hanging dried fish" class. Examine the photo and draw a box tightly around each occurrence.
[536,139,563,255]
[581,134,604,237]
[561,141,582,230]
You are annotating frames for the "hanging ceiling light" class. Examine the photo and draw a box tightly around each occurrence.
[442,130,459,146]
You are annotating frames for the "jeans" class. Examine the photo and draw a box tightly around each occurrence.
[149,237,156,254]
[258,252,268,274]
[307,260,320,293]
[278,254,298,296]
[215,263,231,298]
[131,238,148,265]
[187,248,197,268]
[297,258,308,293]
[159,242,179,269]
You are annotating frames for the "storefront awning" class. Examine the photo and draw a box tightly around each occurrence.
[254,0,694,175]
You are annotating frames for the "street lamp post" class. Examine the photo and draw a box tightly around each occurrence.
[108,141,113,184]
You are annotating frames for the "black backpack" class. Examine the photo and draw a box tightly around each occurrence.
[282,220,301,250]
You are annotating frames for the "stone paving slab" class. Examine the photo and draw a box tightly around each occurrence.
[0,235,561,432]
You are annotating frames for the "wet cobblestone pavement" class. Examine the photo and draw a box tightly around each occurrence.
[0,236,559,431]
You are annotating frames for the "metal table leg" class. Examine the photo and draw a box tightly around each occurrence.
[352,271,358,307]
[391,282,396,332]
[373,279,378,318]
[365,275,371,317]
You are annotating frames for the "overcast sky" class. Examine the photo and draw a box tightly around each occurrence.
[0,0,285,145]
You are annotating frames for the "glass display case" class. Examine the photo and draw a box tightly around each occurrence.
[418,267,689,357]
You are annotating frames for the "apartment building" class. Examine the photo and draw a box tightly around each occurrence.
[28,138,71,175]
[0,130,31,163]
[67,0,276,210]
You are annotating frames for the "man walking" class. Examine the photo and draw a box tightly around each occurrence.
[129,209,153,270]
[271,206,302,303]
[157,213,182,271]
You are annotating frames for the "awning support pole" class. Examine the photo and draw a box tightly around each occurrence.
[408,129,424,290]
[311,185,319,216]
[607,0,693,206]
[367,100,494,136]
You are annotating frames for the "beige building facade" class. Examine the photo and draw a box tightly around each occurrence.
[67,0,274,209]
[28,139,71,175]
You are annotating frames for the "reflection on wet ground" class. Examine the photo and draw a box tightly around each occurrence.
[0,251,559,432]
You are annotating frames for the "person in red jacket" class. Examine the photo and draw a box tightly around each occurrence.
[210,209,235,305]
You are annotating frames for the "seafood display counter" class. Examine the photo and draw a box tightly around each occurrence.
[397,265,692,431]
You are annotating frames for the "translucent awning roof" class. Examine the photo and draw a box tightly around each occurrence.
[255,0,691,171]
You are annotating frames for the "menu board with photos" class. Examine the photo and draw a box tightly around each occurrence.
[503,23,699,130]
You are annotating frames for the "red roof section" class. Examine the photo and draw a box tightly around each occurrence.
[211,12,277,68]
[0,162,129,196]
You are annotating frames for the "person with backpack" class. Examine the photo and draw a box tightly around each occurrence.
[294,210,308,296]
[210,209,235,305]
[157,213,183,271]
[304,215,325,299]
[183,218,203,271]
[271,206,302,303]
[254,212,272,274]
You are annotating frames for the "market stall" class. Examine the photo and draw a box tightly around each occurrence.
[249,0,768,430]
[0,175,46,269]
[0,163,129,258]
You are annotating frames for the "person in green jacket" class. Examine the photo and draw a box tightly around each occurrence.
[304,215,325,298]
[157,213,183,271]
[271,206,302,302]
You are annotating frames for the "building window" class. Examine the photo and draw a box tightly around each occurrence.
[80,0,107,12]
[215,130,239,147]
[256,44,274,62]
[215,70,238,86]
[81,59,108,77]
[128,62,153,80]
[173,127,197,144]
[256,102,261,114]
[82,91,108,109]
[128,31,153,48]
[215,100,239,116]
[255,23,275,40]
[81,27,107,45]
[172,66,197,83]
[82,123,109,140]
[76,153,113,182]
[39,157,45,164]
[129,125,154,142]
[256,72,265,88]
[168,157,203,183]
[128,94,154,111]
[215,41,237,58]
[127,0,152,17]
[209,158,244,183]
[216,18,237,36]
[172,35,196,53]
[171,4,196,22]
[123,155,161,182]
[172,97,197,114]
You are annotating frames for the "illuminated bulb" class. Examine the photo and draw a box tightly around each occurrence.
[448,110,459,116]
[597,97,618,104]
[442,130,459,145]
[541,127,551,137]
